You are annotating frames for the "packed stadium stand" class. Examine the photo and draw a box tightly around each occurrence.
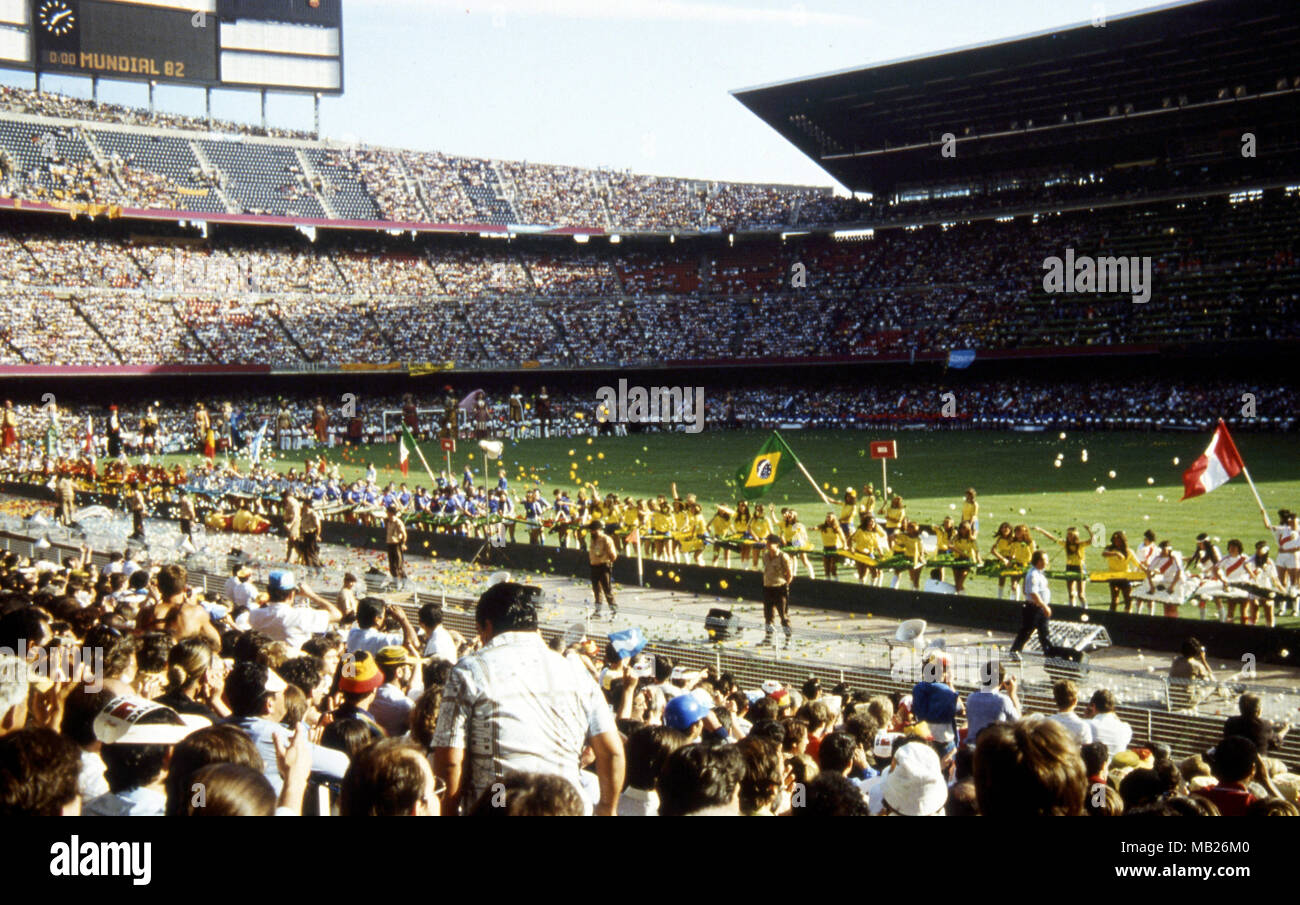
[0,0,1292,375]
[0,185,1296,368]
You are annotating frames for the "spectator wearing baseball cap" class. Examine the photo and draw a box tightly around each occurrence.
[664,690,729,744]
[225,660,348,795]
[247,570,342,651]
[371,646,417,738]
[82,696,208,816]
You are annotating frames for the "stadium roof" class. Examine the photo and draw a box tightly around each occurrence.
[732,0,1300,196]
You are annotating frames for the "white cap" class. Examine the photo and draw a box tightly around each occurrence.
[93,696,210,745]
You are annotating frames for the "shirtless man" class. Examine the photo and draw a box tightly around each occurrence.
[137,563,221,648]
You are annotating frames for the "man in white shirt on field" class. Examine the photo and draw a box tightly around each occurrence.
[1009,551,1053,656]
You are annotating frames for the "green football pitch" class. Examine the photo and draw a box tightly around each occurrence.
[175,428,1300,619]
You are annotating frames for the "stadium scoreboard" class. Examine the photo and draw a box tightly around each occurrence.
[0,0,343,93]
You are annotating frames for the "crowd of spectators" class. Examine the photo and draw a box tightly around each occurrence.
[0,85,315,141]
[0,561,1296,818]
[4,85,1298,237]
[0,186,1295,367]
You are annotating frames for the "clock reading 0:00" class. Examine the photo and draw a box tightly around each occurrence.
[47,52,76,65]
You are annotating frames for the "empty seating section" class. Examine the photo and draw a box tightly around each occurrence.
[197,140,325,218]
[0,119,102,201]
[305,149,382,221]
[90,130,226,214]
[457,158,516,225]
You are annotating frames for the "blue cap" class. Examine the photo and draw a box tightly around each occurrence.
[267,570,296,595]
[664,693,709,731]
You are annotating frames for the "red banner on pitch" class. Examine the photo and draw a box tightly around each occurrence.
[440,437,456,453]
[870,441,897,459]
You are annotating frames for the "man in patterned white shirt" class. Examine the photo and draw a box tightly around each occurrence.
[432,582,624,815]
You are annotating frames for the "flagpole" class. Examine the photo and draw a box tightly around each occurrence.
[1219,419,1270,529]
[636,533,644,587]
[1241,465,1271,529]
[775,430,833,505]
[404,426,440,490]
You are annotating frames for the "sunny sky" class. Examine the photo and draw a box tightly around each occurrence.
[3,0,1170,189]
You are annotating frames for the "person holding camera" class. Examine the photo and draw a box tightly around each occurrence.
[964,662,1021,746]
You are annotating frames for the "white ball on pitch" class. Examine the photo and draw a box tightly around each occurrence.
[1059,432,1067,440]
[1173,457,1180,465]
[1053,460,1062,469]
[1108,470,1116,478]
[1096,486,1106,494]
[1147,477,1154,485]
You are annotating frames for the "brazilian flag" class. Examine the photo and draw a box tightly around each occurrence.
[735,431,797,500]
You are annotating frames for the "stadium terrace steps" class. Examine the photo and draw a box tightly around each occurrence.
[293,148,337,219]
[197,139,327,219]
[66,298,124,363]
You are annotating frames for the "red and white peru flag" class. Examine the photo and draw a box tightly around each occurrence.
[1181,421,1245,500]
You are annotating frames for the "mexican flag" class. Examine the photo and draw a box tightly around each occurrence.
[735,431,797,500]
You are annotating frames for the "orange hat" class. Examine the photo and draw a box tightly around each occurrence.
[339,650,384,694]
